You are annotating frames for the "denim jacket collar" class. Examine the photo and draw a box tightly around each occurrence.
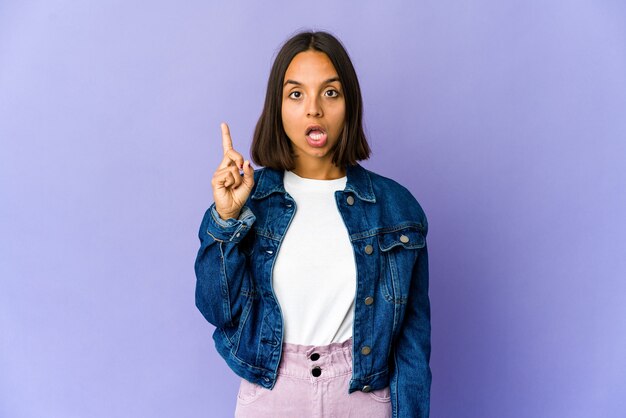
[251,163,376,203]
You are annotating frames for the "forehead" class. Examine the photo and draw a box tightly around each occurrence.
[284,50,339,83]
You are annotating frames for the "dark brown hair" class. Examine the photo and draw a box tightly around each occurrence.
[251,30,371,170]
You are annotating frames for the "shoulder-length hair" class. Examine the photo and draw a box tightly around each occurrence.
[251,30,371,170]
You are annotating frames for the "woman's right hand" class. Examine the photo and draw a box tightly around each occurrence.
[211,122,255,221]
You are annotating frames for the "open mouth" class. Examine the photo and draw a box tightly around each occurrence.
[306,125,326,136]
[305,125,328,147]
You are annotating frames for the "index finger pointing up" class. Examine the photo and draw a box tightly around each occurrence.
[221,122,233,155]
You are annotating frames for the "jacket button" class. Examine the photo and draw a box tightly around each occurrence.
[362,385,371,392]
[361,346,371,355]
[311,366,322,377]
[364,296,374,305]
[400,234,409,243]
[364,245,373,255]
[346,195,355,205]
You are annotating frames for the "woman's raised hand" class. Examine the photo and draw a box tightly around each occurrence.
[211,122,255,221]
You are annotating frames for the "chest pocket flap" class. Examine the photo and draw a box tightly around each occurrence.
[377,225,425,251]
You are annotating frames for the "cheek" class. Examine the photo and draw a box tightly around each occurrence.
[281,103,298,130]
[332,104,346,131]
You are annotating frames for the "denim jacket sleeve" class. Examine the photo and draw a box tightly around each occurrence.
[194,203,256,329]
[390,219,432,417]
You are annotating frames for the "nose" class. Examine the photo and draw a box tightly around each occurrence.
[306,96,322,117]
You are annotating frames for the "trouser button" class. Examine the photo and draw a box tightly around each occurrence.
[310,352,320,361]
[311,366,322,377]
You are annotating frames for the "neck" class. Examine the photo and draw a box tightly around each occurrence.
[291,159,346,180]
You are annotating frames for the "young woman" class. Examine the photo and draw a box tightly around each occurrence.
[195,31,431,418]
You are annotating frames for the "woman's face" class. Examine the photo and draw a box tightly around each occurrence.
[281,50,346,171]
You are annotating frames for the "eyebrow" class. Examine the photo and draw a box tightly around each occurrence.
[283,76,341,87]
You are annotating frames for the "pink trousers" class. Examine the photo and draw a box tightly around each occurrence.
[234,336,392,418]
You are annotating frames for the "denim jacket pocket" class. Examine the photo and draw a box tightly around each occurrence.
[377,225,425,304]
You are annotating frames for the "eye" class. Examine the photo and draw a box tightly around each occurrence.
[325,89,340,98]
[288,91,302,99]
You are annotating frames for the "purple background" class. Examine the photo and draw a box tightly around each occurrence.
[2,1,625,417]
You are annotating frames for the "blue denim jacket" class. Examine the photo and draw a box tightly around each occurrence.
[195,163,431,417]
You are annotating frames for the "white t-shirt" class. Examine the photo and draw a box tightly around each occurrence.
[272,170,357,346]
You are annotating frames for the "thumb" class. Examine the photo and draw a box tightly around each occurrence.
[242,160,255,189]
